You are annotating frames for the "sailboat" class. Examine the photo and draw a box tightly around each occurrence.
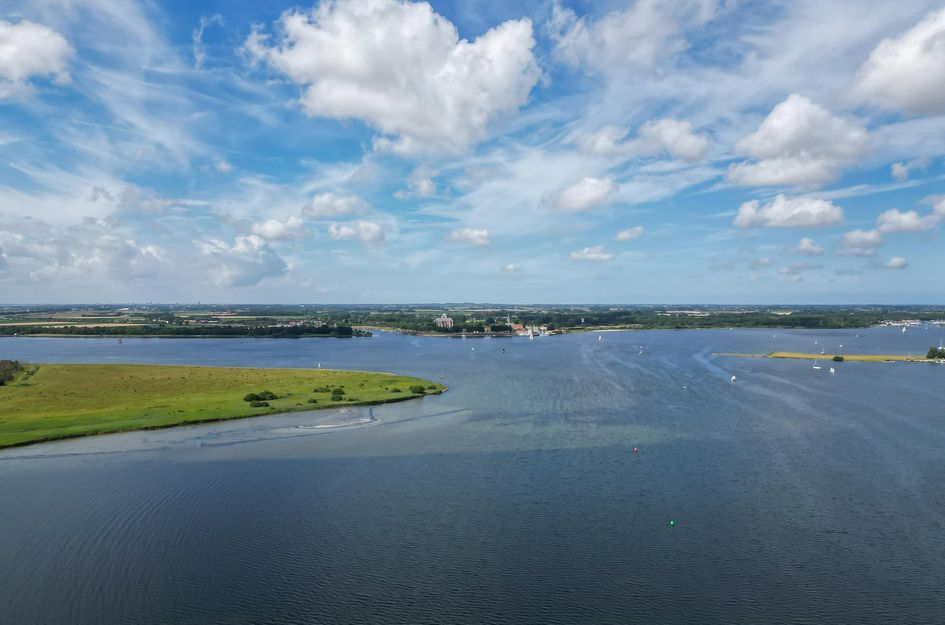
[812,360,822,370]
[598,335,602,342]
[902,326,907,334]
[829,367,836,374]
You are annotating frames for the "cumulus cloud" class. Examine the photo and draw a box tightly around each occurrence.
[0,218,166,284]
[616,226,644,241]
[875,208,941,233]
[734,195,844,228]
[547,177,617,212]
[837,229,883,256]
[447,227,491,246]
[931,196,945,217]
[890,158,928,181]
[328,220,385,246]
[885,256,909,269]
[727,94,869,188]
[855,9,945,115]
[198,235,288,287]
[789,237,824,256]
[751,257,773,268]
[304,192,368,219]
[549,0,719,74]
[570,245,614,261]
[578,118,709,162]
[395,165,437,199]
[0,20,73,98]
[245,0,540,153]
[250,215,306,241]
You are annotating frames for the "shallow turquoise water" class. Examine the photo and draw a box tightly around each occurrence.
[1,328,944,624]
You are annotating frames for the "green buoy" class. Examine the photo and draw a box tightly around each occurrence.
[669,520,676,527]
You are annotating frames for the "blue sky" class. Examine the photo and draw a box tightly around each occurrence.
[1,0,944,304]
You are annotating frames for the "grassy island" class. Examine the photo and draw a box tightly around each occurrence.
[716,351,934,363]
[0,363,445,449]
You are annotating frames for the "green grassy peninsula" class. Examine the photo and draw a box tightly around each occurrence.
[0,363,445,449]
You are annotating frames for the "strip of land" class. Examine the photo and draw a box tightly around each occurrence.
[0,363,444,449]
[716,351,935,362]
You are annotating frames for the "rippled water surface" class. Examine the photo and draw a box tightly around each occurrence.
[2,328,944,624]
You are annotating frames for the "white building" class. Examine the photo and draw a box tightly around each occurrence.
[434,313,454,329]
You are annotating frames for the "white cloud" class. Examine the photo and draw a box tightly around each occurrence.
[855,9,945,115]
[578,118,709,162]
[0,19,73,98]
[215,158,233,174]
[890,158,928,181]
[547,177,617,212]
[304,192,368,219]
[245,0,540,153]
[549,0,719,74]
[837,229,883,256]
[727,94,869,188]
[193,14,223,70]
[638,118,711,162]
[789,237,824,256]
[931,196,945,217]
[616,226,644,241]
[395,165,437,199]
[570,245,614,262]
[885,256,909,269]
[328,220,385,246]
[734,194,844,228]
[0,217,166,284]
[501,263,520,272]
[250,216,306,241]
[875,208,941,233]
[779,262,821,277]
[752,257,773,268]
[447,227,490,246]
[198,235,288,287]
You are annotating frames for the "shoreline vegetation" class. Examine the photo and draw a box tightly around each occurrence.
[0,363,445,450]
[716,351,943,363]
[2,304,944,339]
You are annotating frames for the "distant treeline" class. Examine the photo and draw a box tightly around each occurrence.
[0,360,23,385]
[0,324,367,338]
[325,308,945,332]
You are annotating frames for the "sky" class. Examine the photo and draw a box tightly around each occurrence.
[0,0,944,304]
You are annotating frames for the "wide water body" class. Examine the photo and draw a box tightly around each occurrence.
[1,328,944,624]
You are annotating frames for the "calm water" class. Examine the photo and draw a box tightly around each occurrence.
[1,328,944,624]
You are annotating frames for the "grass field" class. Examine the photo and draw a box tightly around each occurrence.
[0,364,444,449]
[716,352,930,362]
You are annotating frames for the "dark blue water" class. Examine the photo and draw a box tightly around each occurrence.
[1,328,944,624]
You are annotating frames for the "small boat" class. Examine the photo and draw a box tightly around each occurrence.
[902,327,907,334]
[730,375,737,383]
[598,335,602,341]
[812,360,822,370]
[829,367,836,374]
